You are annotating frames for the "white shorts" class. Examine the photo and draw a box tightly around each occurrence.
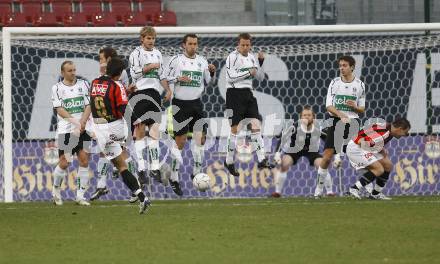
[346,140,383,170]
[93,119,128,160]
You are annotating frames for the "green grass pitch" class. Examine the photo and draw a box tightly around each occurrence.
[1,196,439,264]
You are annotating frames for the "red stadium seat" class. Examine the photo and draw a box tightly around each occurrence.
[0,2,12,27]
[36,1,72,26]
[154,11,177,26]
[109,1,131,26]
[66,0,102,26]
[8,1,41,26]
[93,0,131,26]
[142,0,161,15]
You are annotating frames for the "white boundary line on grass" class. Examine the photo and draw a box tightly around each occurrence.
[0,199,439,211]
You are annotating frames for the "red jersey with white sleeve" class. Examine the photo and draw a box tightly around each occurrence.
[353,123,392,148]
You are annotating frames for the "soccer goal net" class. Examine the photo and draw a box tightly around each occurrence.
[1,24,440,202]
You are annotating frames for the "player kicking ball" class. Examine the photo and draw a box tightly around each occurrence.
[347,118,411,200]
[90,57,151,214]
[272,106,335,198]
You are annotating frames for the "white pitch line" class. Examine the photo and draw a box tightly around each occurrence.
[0,199,439,211]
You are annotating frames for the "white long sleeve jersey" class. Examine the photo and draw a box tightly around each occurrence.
[164,54,212,100]
[325,76,366,119]
[51,79,90,135]
[225,50,264,89]
[129,46,165,93]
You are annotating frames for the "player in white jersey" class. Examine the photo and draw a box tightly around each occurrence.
[315,55,366,197]
[51,61,92,206]
[129,26,172,185]
[163,34,216,196]
[224,33,274,177]
[90,46,138,201]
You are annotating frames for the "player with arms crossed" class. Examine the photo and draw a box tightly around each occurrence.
[129,26,172,184]
[90,57,151,213]
[316,55,366,197]
[272,106,335,198]
[163,34,216,195]
[224,33,273,176]
[51,61,92,206]
[347,118,410,200]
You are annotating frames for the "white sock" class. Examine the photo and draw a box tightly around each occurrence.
[373,184,383,194]
[226,133,237,164]
[134,139,146,171]
[170,150,181,182]
[191,142,205,175]
[53,165,67,188]
[97,157,109,189]
[147,138,160,171]
[76,166,89,200]
[324,172,333,194]
[275,171,287,194]
[251,132,266,162]
[317,167,327,188]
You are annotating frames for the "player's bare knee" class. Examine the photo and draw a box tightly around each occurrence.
[175,135,187,149]
[230,125,238,135]
[314,158,323,168]
[382,159,393,172]
[369,162,384,176]
[58,157,69,170]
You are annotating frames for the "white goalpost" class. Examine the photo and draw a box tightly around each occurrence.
[2,23,440,202]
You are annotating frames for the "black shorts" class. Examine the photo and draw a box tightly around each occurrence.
[171,98,207,137]
[226,88,260,127]
[324,117,360,153]
[129,88,162,126]
[58,132,92,156]
[285,150,322,166]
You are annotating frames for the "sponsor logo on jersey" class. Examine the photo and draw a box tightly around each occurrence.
[91,83,108,96]
[180,70,202,87]
[143,63,159,79]
[334,95,357,111]
[239,67,253,80]
[62,97,85,114]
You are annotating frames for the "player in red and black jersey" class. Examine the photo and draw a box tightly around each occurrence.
[90,57,151,214]
[346,118,411,200]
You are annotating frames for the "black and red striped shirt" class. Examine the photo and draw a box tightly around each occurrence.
[90,75,128,122]
[353,123,393,147]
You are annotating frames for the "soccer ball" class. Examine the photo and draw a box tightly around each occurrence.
[192,173,211,192]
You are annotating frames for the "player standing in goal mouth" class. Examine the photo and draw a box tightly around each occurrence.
[129,26,172,185]
[162,34,216,196]
[224,33,274,177]
[347,118,411,200]
[51,61,92,206]
[316,55,366,197]
[90,57,151,214]
[272,106,335,198]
